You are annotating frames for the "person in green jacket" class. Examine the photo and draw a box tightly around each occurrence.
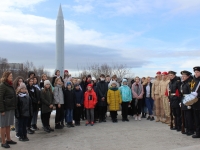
[119,79,132,122]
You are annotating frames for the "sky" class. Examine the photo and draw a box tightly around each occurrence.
[0,0,200,77]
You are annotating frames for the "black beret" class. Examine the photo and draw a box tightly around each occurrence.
[168,71,176,75]
[193,66,200,72]
[181,70,192,76]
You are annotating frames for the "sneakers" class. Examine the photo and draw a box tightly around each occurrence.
[48,127,54,132]
[138,115,141,121]
[31,124,39,131]
[147,116,150,120]
[44,127,51,133]
[27,128,35,134]
[19,137,26,142]
[85,122,90,126]
[91,122,94,126]
[55,123,63,129]
[134,116,138,121]
[150,116,155,121]
[15,133,20,139]
[10,126,15,131]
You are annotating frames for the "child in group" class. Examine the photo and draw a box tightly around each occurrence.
[74,84,83,126]
[52,70,64,87]
[26,78,38,134]
[63,82,76,128]
[40,74,48,89]
[119,79,132,122]
[84,84,97,126]
[31,76,40,130]
[15,83,33,142]
[40,80,54,133]
[53,78,64,129]
[107,81,122,123]
[13,76,25,138]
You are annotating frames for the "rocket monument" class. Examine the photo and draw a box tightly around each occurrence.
[56,5,64,77]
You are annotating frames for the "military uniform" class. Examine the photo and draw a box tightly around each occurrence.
[152,71,164,122]
[180,71,194,136]
[159,72,170,124]
[192,67,200,138]
[168,71,182,131]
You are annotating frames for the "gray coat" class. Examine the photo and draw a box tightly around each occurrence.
[53,85,64,104]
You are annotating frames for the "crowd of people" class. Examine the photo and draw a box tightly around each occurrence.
[0,67,200,149]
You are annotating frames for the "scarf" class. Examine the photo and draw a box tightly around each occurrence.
[33,84,41,91]
[6,80,13,86]
[109,87,118,91]
[18,93,27,97]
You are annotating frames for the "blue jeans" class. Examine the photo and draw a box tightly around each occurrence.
[145,97,154,115]
[65,109,73,123]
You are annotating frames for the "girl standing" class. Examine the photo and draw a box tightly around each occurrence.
[107,81,122,123]
[84,84,97,126]
[53,78,64,129]
[40,80,54,133]
[52,70,64,87]
[15,83,32,142]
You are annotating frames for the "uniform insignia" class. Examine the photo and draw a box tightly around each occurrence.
[190,80,195,90]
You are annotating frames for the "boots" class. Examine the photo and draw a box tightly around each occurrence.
[161,118,166,123]
[165,117,170,124]
[155,116,160,122]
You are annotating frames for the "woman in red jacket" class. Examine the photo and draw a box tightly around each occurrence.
[84,84,97,126]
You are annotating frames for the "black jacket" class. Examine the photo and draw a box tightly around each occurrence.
[27,85,38,111]
[74,89,83,105]
[181,77,193,110]
[169,76,181,108]
[63,88,76,109]
[96,81,108,106]
[40,89,54,114]
[52,76,64,87]
[0,82,17,112]
[15,94,33,118]
[143,83,152,99]
[80,81,87,93]
[192,76,200,110]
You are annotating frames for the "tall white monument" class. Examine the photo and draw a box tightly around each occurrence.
[56,5,64,77]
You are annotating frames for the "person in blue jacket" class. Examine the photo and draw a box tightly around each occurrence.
[119,79,132,122]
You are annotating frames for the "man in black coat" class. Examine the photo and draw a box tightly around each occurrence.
[96,74,108,122]
[168,71,182,131]
[192,66,200,138]
[180,70,194,135]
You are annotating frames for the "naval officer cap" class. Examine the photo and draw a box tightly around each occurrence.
[168,71,176,75]
[181,70,192,76]
[193,66,200,72]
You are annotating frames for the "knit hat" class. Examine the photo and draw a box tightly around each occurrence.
[18,83,26,90]
[66,82,72,86]
[156,71,161,74]
[44,80,51,86]
[64,70,68,73]
[92,77,96,81]
[110,81,118,86]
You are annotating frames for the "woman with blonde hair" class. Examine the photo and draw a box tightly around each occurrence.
[0,71,17,148]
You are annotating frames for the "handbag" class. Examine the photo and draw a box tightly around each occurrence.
[183,81,200,106]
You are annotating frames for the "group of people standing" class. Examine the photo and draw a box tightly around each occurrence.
[0,66,200,149]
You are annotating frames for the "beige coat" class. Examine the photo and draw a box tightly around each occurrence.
[151,79,161,97]
[159,79,170,97]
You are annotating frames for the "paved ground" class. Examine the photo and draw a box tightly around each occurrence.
[7,112,200,150]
